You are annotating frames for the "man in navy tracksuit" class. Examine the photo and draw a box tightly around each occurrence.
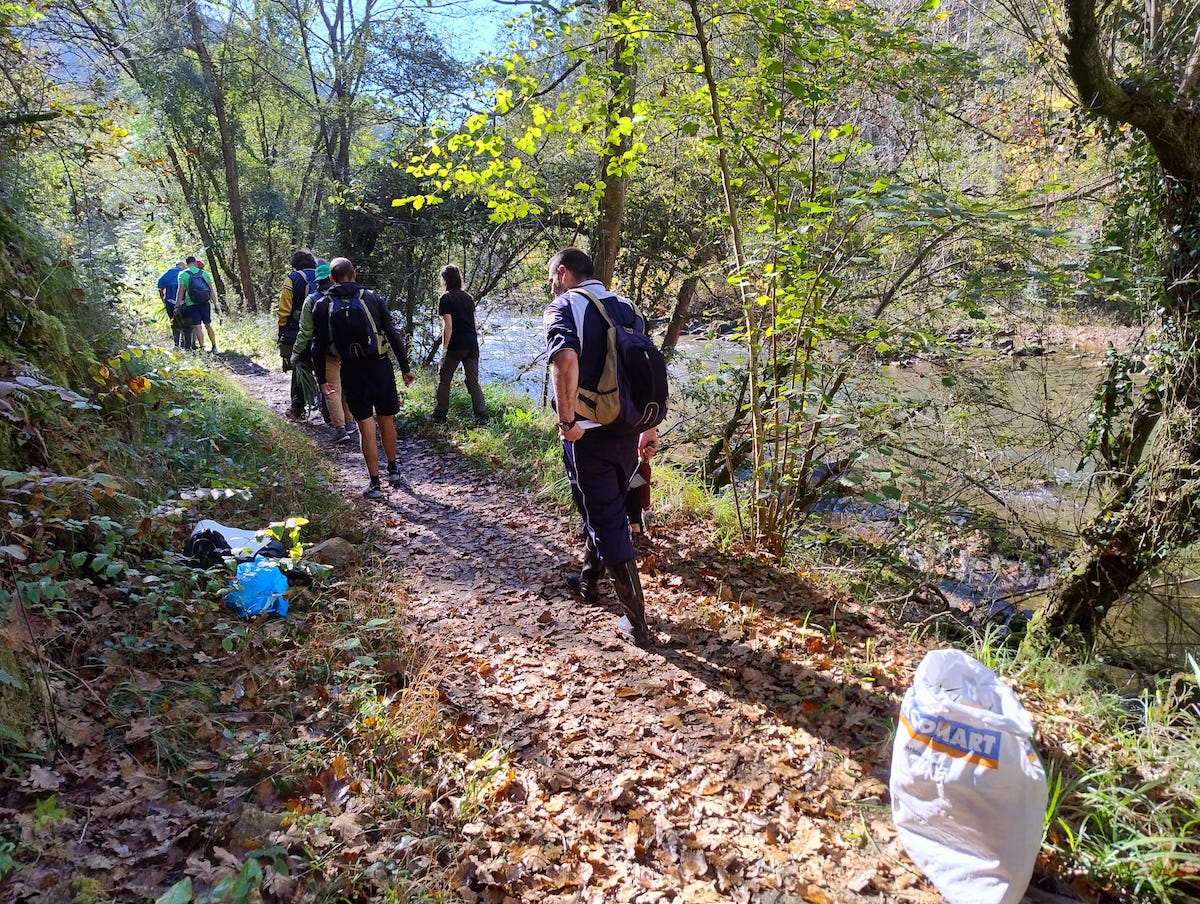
[544,247,659,647]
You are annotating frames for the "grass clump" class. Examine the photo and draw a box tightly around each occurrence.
[966,635,1200,903]
[395,366,716,524]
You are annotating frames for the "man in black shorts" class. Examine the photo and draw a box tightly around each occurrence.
[175,256,218,353]
[312,257,416,499]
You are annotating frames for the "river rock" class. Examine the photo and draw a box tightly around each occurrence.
[305,537,356,567]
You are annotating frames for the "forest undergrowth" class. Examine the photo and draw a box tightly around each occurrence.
[0,254,1198,901]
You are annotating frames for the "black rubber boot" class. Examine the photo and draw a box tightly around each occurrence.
[566,537,601,603]
[610,559,651,647]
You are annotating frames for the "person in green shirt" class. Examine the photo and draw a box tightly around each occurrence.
[291,261,356,444]
[175,256,218,353]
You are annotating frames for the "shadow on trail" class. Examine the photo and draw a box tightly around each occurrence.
[218,352,272,377]
[638,532,901,768]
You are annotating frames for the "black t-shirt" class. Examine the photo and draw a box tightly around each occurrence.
[438,289,479,355]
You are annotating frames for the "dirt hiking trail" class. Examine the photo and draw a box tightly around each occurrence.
[234,362,950,904]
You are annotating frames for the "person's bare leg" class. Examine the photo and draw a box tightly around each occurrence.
[325,358,346,429]
[378,415,398,464]
[359,416,380,478]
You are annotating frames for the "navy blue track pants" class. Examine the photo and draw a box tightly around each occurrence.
[562,427,638,567]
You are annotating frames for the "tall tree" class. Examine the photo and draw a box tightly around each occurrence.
[184,0,256,308]
[1021,0,1200,648]
[589,0,638,285]
[279,0,461,252]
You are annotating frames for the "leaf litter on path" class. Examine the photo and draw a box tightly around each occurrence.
[229,369,953,903]
[0,366,947,902]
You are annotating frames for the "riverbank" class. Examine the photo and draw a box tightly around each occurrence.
[232,357,1200,904]
[4,338,1197,902]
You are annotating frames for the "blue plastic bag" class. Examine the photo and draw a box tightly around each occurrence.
[226,559,289,617]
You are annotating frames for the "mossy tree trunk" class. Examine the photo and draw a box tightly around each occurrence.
[1032,0,1200,648]
[590,0,637,288]
[184,0,256,310]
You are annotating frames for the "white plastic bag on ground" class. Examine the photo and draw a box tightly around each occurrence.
[890,649,1048,904]
[190,519,269,558]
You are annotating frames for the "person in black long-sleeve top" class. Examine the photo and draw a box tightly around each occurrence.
[313,257,416,500]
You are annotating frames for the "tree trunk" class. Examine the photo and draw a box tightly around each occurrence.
[703,371,750,490]
[185,0,256,310]
[164,142,228,304]
[62,0,236,305]
[590,0,635,286]
[1031,0,1200,648]
[662,273,701,359]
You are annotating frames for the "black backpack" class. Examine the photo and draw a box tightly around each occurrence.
[278,270,311,346]
[573,288,669,435]
[187,270,212,304]
[328,289,383,362]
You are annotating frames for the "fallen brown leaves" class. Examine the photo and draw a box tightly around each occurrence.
[375,443,947,902]
[0,518,462,902]
[3,367,958,903]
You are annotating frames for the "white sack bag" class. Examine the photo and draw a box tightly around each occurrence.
[890,649,1048,904]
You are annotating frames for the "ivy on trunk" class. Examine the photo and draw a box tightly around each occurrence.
[1031,0,1200,650]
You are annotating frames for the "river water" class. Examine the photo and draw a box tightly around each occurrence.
[469,304,1101,524]
[453,305,1196,656]
[469,306,727,406]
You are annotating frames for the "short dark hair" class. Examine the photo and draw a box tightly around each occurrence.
[440,264,463,291]
[291,248,316,270]
[550,247,593,279]
[329,257,355,282]
[185,255,197,265]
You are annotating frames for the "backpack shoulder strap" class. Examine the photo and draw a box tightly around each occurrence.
[571,287,613,328]
[356,289,383,337]
[572,286,643,328]
[287,271,307,320]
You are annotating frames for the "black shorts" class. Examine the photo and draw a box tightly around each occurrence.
[186,300,212,325]
[341,356,400,422]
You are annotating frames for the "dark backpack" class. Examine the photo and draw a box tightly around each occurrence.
[278,270,312,346]
[187,270,212,304]
[573,288,669,436]
[328,289,383,362]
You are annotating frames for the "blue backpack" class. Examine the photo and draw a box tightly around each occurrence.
[573,288,669,436]
[187,269,212,304]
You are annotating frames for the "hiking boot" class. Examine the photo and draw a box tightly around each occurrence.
[610,559,651,647]
[425,411,447,424]
[334,425,353,445]
[363,478,384,501]
[565,574,600,603]
[386,462,405,488]
[473,413,490,426]
[566,536,602,603]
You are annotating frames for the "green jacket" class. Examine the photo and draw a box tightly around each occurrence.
[293,293,317,356]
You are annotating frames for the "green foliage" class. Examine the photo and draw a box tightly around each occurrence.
[265,517,308,560]
[0,835,15,878]
[401,0,1092,562]
[970,637,1200,903]
[0,205,115,390]
[31,794,66,830]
